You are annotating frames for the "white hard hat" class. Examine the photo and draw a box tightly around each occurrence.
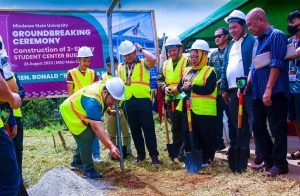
[119,40,136,56]
[165,37,182,47]
[191,39,210,52]
[77,46,93,58]
[224,10,246,23]
[105,77,125,100]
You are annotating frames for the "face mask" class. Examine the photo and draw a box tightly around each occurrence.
[287,24,299,35]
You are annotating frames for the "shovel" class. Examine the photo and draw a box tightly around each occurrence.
[185,98,202,174]
[228,76,249,173]
[163,101,175,160]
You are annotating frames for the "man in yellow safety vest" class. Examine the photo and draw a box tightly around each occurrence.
[117,40,160,166]
[157,36,188,162]
[60,77,124,179]
[66,46,102,163]
[102,56,132,159]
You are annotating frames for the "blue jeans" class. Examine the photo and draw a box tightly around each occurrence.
[0,128,20,196]
[92,137,100,159]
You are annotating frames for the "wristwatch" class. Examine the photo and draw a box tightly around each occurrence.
[138,47,145,53]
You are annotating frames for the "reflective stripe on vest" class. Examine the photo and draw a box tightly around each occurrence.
[12,74,22,117]
[118,59,150,100]
[187,66,217,116]
[69,68,95,93]
[60,82,104,135]
[163,56,187,100]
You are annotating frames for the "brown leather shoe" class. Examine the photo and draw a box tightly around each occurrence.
[252,162,272,172]
[263,166,289,177]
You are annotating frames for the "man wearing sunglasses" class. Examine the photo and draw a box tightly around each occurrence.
[208,28,235,152]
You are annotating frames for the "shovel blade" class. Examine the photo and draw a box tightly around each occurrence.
[185,150,202,174]
[228,146,249,173]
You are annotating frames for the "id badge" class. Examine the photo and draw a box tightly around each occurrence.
[126,78,131,86]
[289,70,297,82]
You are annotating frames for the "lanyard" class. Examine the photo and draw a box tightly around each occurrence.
[125,63,135,79]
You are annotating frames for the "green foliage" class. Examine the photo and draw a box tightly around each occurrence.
[22,98,66,129]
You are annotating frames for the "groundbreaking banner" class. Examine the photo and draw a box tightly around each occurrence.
[0,11,157,98]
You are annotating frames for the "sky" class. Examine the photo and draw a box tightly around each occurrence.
[0,0,230,38]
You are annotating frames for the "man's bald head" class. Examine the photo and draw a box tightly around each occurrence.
[246,7,270,36]
[247,8,268,22]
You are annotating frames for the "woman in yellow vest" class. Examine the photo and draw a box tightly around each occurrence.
[178,40,217,166]
[60,78,124,179]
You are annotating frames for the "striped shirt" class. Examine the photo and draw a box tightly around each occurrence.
[251,26,289,100]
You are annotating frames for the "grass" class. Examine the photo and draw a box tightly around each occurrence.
[23,120,300,195]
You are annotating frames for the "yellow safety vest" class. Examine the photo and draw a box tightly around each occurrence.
[12,74,22,117]
[118,59,150,100]
[68,68,95,93]
[101,72,112,83]
[163,56,187,100]
[184,65,217,116]
[60,82,104,135]
[0,113,3,128]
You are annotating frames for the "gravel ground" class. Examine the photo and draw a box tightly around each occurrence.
[28,166,111,196]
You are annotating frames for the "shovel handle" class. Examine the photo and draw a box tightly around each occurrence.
[238,93,244,129]
[186,99,193,133]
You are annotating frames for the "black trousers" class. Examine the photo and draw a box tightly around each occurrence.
[216,95,235,149]
[13,117,23,175]
[252,93,288,169]
[123,98,159,157]
[0,128,20,196]
[166,99,184,157]
[183,109,217,163]
[228,88,252,149]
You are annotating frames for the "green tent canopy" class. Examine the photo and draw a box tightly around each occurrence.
[179,0,298,49]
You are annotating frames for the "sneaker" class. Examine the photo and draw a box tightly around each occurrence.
[173,158,180,164]
[263,166,289,177]
[70,161,83,171]
[132,155,145,164]
[254,155,263,165]
[201,163,211,168]
[83,168,103,179]
[94,158,104,163]
[217,144,226,152]
[151,156,160,167]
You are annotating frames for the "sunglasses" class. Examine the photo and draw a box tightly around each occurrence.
[214,34,225,39]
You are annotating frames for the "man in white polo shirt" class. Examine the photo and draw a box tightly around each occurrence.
[220,10,260,160]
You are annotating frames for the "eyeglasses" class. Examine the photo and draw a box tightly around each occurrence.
[214,34,225,39]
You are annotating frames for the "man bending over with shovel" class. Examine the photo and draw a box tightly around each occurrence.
[60,78,124,179]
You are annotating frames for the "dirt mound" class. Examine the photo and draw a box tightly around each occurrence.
[28,166,107,196]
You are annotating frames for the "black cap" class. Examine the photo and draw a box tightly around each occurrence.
[106,56,118,64]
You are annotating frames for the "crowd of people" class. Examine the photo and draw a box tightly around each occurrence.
[1,7,300,196]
